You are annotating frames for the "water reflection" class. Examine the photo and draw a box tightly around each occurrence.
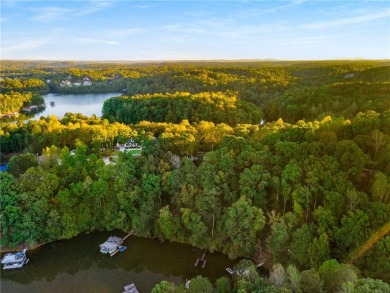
[1,231,237,292]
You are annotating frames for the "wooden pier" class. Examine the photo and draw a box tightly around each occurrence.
[194,251,207,268]
[122,230,133,241]
[110,247,122,257]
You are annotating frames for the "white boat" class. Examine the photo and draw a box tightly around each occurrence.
[99,236,123,254]
[1,249,29,269]
[226,267,234,275]
[123,283,139,293]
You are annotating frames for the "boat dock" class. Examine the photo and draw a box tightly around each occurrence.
[110,231,133,257]
[194,251,207,268]
[123,283,139,293]
[122,230,133,241]
[1,249,29,270]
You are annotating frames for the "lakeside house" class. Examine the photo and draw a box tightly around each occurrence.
[60,80,72,87]
[116,139,142,153]
[60,77,93,88]
[0,111,19,118]
[124,139,141,149]
[22,105,42,113]
[83,77,92,86]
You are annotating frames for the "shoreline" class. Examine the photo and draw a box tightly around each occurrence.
[1,230,215,256]
[1,241,54,254]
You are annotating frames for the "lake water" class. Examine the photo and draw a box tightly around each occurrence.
[1,231,237,293]
[32,92,122,119]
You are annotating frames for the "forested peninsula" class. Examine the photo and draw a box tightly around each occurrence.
[1,60,390,292]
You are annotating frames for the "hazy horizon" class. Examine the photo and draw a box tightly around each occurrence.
[1,0,390,61]
[2,58,390,63]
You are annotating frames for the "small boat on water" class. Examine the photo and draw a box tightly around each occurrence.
[99,236,123,254]
[1,249,29,269]
[119,246,127,252]
[50,101,55,107]
[225,267,249,276]
[123,283,139,293]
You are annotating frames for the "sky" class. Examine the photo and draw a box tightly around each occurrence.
[1,0,389,60]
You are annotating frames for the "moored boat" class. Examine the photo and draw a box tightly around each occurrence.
[99,236,123,254]
[123,283,139,293]
[119,245,127,252]
[1,249,29,269]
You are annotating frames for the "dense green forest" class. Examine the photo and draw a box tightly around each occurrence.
[1,60,389,292]
[102,91,262,125]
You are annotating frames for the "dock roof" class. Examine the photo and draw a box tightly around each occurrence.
[123,283,139,293]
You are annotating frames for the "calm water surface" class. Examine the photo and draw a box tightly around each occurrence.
[32,92,122,119]
[1,231,237,293]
